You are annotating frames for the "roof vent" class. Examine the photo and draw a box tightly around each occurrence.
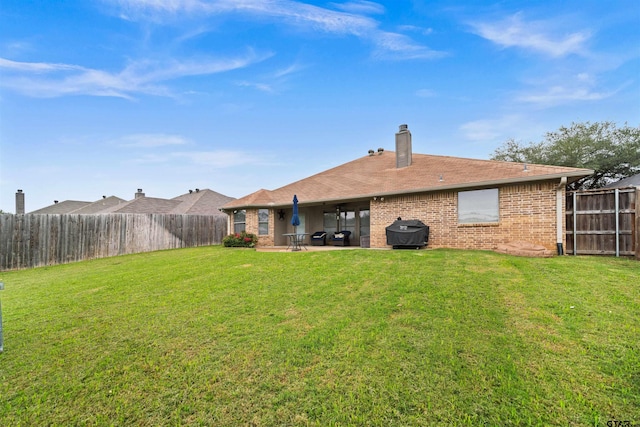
[196,188,200,192]
[135,189,145,199]
[378,148,384,155]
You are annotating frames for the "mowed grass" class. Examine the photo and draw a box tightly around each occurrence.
[0,247,638,426]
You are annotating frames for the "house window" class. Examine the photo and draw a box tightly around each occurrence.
[258,209,269,235]
[359,209,370,236]
[233,210,246,233]
[340,210,356,235]
[458,188,499,224]
[323,212,337,235]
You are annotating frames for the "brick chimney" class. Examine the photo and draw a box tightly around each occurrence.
[15,189,25,214]
[135,189,145,199]
[395,124,412,168]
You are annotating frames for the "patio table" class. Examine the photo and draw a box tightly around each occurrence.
[283,233,308,251]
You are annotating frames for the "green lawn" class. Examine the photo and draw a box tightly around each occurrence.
[0,247,638,426]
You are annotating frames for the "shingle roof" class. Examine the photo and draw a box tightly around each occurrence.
[222,151,594,209]
[170,189,235,215]
[29,200,92,214]
[107,197,183,214]
[68,196,128,214]
[601,173,640,188]
[27,190,234,215]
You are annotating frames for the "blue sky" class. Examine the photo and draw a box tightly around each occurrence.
[1,0,639,213]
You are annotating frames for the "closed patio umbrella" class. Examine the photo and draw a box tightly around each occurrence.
[291,194,300,233]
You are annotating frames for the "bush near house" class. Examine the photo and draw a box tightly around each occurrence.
[222,231,257,247]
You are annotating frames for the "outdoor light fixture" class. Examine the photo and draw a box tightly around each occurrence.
[277,209,285,221]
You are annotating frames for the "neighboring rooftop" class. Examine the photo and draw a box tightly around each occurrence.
[24,189,234,216]
[601,173,640,189]
[30,200,93,215]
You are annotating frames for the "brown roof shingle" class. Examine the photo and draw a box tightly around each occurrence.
[222,151,593,209]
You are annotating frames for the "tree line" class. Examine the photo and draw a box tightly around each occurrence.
[491,121,640,190]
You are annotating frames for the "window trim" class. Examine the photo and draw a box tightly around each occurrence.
[258,208,269,235]
[233,209,246,233]
[458,188,500,224]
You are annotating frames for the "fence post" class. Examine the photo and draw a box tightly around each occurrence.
[573,191,577,255]
[636,188,640,260]
[615,188,620,257]
[0,281,4,352]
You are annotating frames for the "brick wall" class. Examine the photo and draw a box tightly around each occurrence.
[370,181,562,251]
[244,208,275,246]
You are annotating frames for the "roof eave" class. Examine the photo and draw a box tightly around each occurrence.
[220,170,594,210]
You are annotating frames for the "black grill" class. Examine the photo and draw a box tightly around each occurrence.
[385,219,429,249]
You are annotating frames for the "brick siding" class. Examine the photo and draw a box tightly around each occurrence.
[370,181,563,251]
[244,208,275,247]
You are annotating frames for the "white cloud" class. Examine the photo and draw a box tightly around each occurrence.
[116,133,190,147]
[0,51,270,99]
[459,115,523,142]
[109,0,443,60]
[330,1,385,15]
[235,80,275,93]
[372,31,445,60]
[470,12,590,57]
[517,85,617,106]
[515,71,627,107]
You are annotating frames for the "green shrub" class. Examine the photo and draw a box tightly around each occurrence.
[222,231,257,247]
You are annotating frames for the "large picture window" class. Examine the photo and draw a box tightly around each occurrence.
[258,209,269,235]
[233,210,246,233]
[458,188,499,224]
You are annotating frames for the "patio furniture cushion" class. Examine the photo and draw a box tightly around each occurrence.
[331,230,351,246]
[311,231,327,246]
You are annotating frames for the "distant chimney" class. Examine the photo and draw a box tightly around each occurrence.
[395,124,412,168]
[135,189,145,199]
[15,189,25,214]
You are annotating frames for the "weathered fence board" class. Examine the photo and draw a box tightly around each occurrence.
[0,213,227,270]
[566,187,638,258]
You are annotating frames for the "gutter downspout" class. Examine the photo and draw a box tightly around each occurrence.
[556,177,567,255]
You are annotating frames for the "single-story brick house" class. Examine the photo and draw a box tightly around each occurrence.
[220,125,593,253]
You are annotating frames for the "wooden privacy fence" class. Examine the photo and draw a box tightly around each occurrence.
[566,187,639,258]
[0,213,228,270]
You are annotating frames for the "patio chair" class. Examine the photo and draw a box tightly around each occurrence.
[310,231,327,246]
[331,230,351,246]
